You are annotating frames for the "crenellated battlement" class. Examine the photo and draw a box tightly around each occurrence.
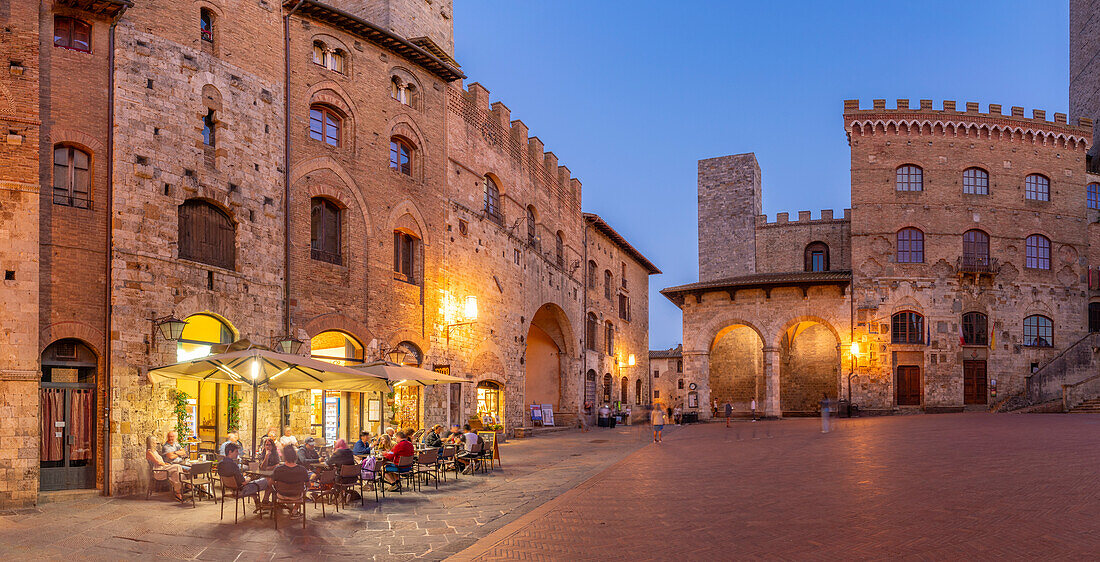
[844,99,1093,151]
[756,209,850,228]
[448,81,581,207]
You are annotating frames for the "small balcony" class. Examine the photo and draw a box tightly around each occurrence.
[956,256,998,278]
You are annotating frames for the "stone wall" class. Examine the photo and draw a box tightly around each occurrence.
[709,326,762,411]
[698,153,760,281]
[330,0,455,57]
[1070,0,1100,159]
[754,211,851,273]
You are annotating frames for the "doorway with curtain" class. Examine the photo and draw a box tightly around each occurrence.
[40,339,97,491]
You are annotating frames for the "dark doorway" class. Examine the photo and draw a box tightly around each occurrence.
[40,339,97,491]
[963,360,988,405]
[1089,302,1100,333]
[896,365,921,406]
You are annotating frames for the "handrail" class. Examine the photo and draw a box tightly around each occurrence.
[1063,371,1100,391]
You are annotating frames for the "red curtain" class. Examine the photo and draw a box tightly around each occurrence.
[40,388,64,462]
[70,389,93,461]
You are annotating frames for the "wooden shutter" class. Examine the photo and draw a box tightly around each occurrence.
[180,200,234,269]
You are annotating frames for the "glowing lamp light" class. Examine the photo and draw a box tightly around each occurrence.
[463,295,478,321]
[250,358,260,381]
[156,315,188,341]
[628,354,636,366]
[850,342,860,357]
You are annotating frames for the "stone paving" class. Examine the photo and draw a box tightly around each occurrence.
[453,413,1100,561]
[0,425,658,560]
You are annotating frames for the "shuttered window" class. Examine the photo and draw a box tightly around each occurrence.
[179,200,234,269]
[53,146,91,209]
[311,198,341,265]
[393,230,419,283]
[54,17,91,52]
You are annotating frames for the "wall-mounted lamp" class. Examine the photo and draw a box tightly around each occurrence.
[386,347,408,365]
[444,294,479,344]
[628,354,636,366]
[153,315,188,341]
[274,334,304,355]
[849,342,860,358]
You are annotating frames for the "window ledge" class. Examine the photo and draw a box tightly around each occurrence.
[176,257,238,275]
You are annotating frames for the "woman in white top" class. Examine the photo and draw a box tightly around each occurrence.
[278,427,298,448]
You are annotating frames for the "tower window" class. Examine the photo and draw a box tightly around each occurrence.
[1025,174,1050,201]
[896,165,923,192]
[54,17,91,52]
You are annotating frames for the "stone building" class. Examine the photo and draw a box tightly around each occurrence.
[0,0,658,507]
[1071,0,1100,163]
[648,345,682,408]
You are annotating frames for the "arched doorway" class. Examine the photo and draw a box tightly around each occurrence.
[779,320,840,414]
[175,314,236,455]
[40,339,97,491]
[477,380,504,426]
[393,341,423,430]
[525,304,573,416]
[709,324,764,414]
[310,330,366,442]
[602,373,612,403]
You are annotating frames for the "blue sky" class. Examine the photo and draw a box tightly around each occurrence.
[453,1,1071,350]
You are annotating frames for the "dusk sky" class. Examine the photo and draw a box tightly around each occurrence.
[453,1,1071,350]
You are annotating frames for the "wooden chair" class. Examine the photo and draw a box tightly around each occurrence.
[333,464,361,508]
[219,475,247,523]
[183,461,214,507]
[414,448,441,490]
[272,480,307,530]
[438,444,459,481]
[310,468,339,517]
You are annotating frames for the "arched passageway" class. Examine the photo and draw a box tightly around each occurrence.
[779,321,840,414]
[709,324,764,411]
[525,304,573,412]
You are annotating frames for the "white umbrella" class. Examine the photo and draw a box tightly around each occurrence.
[352,360,469,386]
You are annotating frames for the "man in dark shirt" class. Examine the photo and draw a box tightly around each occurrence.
[422,424,444,449]
[217,443,268,507]
[352,431,371,457]
[297,436,321,466]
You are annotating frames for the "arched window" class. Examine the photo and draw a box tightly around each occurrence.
[602,373,612,402]
[587,260,597,288]
[555,231,564,267]
[962,229,989,267]
[678,378,684,390]
[620,377,628,404]
[391,77,415,106]
[54,16,91,52]
[53,145,91,208]
[310,330,364,365]
[891,311,924,344]
[584,370,597,407]
[804,242,829,272]
[896,164,923,192]
[199,8,214,43]
[604,270,613,300]
[177,313,234,362]
[1089,183,1100,210]
[312,41,326,65]
[1023,315,1053,347]
[394,229,420,284]
[202,109,215,147]
[476,381,503,423]
[310,197,341,265]
[1025,234,1051,270]
[178,199,234,269]
[676,359,682,373]
[963,167,989,195]
[605,321,614,355]
[586,312,598,351]
[635,379,643,405]
[1025,174,1050,201]
[483,176,501,224]
[896,228,924,263]
[962,312,988,346]
[309,105,341,147]
[328,49,345,73]
[526,205,538,247]
[389,138,412,175]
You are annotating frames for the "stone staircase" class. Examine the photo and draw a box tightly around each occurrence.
[1013,332,1100,410]
[1070,397,1100,413]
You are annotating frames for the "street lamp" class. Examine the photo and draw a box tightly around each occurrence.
[445,294,479,345]
[387,347,408,365]
[628,354,636,366]
[154,315,188,341]
[274,334,304,355]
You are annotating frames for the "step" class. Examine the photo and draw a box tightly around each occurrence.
[37,489,100,505]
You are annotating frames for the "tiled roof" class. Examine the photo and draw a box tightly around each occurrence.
[661,270,851,306]
[57,0,132,17]
[584,213,661,275]
[649,344,682,359]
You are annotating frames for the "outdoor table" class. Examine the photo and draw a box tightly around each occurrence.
[246,469,275,479]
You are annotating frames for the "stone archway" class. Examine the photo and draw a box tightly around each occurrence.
[709,323,765,414]
[525,303,573,413]
[778,319,840,414]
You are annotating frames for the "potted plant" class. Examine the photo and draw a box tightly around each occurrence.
[489,423,506,443]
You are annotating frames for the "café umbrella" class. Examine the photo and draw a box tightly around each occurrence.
[352,360,469,386]
[147,346,389,452]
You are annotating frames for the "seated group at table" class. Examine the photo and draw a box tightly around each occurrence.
[145,432,188,501]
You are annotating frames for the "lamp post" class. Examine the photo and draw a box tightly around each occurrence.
[250,357,260,455]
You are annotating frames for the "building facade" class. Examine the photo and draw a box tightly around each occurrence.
[0,0,658,507]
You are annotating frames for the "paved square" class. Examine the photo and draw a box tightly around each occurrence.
[454,414,1100,560]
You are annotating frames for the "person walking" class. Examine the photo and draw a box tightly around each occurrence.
[651,403,666,443]
[750,398,757,422]
[820,392,831,433]
[724,401,733,427]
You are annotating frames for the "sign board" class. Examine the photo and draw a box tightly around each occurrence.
[432,364,450,376]
[529,404,543,425]
[687,392,699,409]
[367,398,382,423]
[541,404,554,426]
[477,431,501,467]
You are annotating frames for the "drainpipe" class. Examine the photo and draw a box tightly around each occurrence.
[103,5,128,498]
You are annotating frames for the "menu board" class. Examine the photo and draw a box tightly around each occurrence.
[541,404,554,426]
[529,404,543,425]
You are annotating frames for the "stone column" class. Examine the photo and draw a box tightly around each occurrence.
[763,346,781,418]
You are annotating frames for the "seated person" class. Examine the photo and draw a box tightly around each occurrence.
[270,445,309,512]
[382,431,416,491]
[297,436,321,466]
[326,439,358,484]
[278,427,298,449]
[219,431,243,457]
[374,434,393,454]
[146,436,185,501]
[455,424,482,475]
[161,431,189,465]
[445,425,464,445]
[217,442,269,509]
[257,438,281,470]
[422,424,444,449]
[352,431,371,457]
[384,427,396,439]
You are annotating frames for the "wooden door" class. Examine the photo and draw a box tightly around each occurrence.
[896,365,921,406]
[963,360,988,404]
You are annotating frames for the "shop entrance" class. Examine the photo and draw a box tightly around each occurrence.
[40,339,97,491]
[477,380,504,426]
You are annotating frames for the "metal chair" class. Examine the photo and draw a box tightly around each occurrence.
[272,479,307,530]
[310,468,339,516]
[438,444,459,481]
[392,455,417,493]
[183,461,214,507]
[333,463,361,507]
[219,475,247,523]
[414,448,441,490]
[146,460,173,500]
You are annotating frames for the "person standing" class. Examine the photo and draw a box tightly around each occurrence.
[750,398,757,422]
[650,404,666,443]
[673,404,682,426]
[724,401,733,428]
[820,392,831,433]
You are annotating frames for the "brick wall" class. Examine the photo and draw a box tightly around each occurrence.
[1070,0,1100,160]
[754,211,851,273]
[327,0,454,57]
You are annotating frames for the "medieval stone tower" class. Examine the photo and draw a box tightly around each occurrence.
[697,153,761,281]
[326,0,455,57]
[1071,0,1100,161]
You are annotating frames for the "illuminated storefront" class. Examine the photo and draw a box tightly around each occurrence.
[174,314,236,454]
[476,380,503,426]
[310,331,365,442]
[391,341,423,430]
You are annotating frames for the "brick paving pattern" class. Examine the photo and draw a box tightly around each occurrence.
[0,426,655,560]
[454,414,1100,561]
